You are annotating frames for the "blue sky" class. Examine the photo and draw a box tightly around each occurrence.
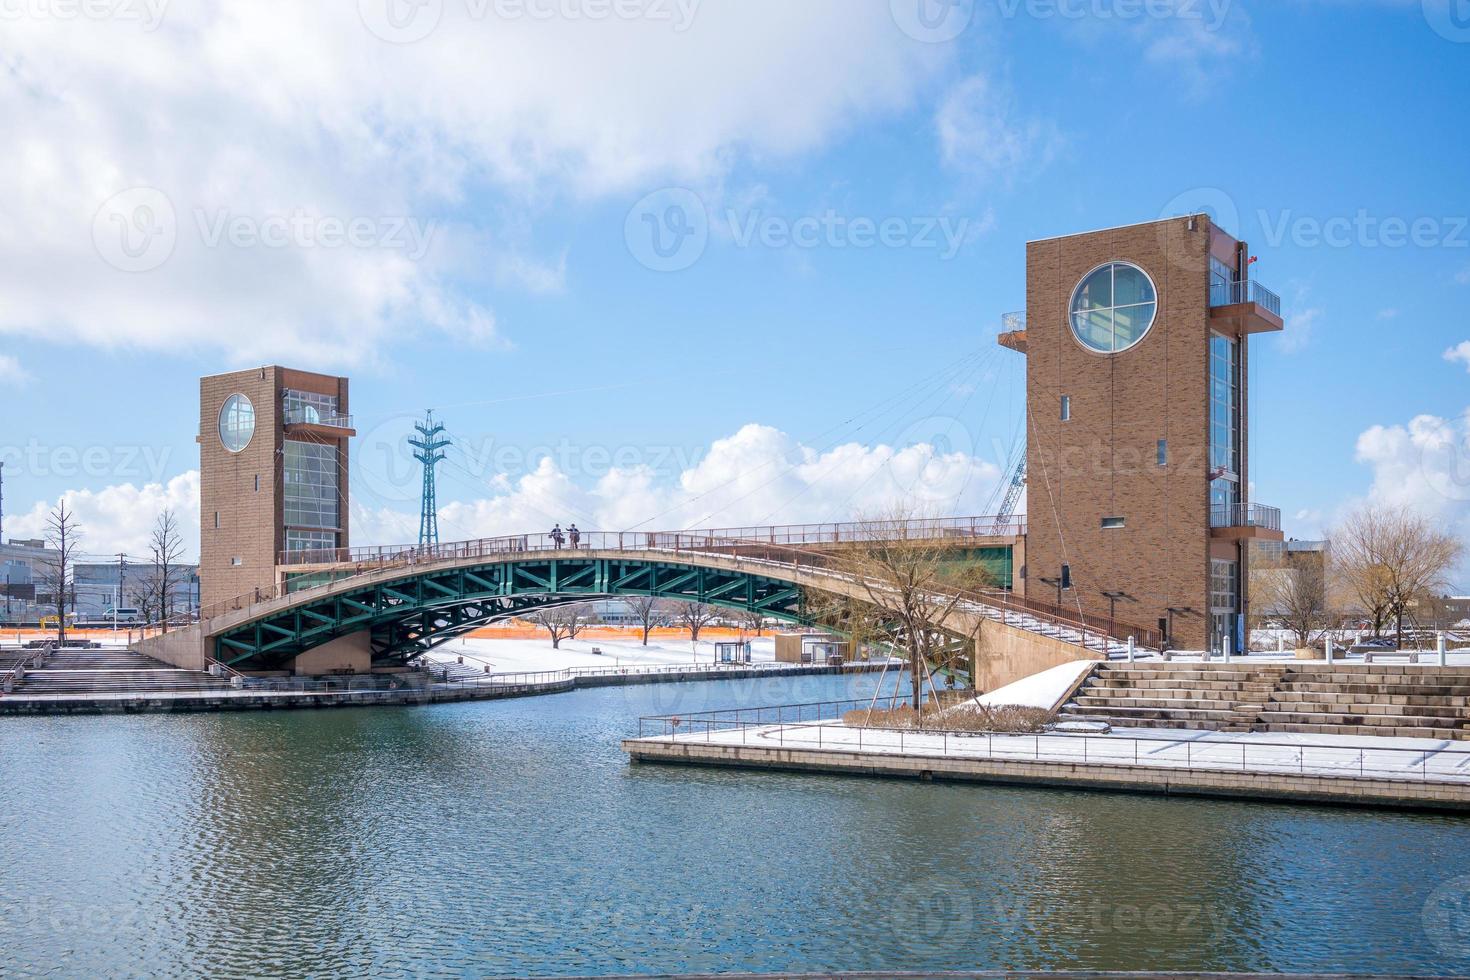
[1,0,1468,574]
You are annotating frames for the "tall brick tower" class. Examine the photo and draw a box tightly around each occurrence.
[999,214,1285,652]
[199,367,355,609]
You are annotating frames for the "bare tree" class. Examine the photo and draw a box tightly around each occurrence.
[1331,503,1464,645]
[128,572,163,627]
[736,608,768,636]
[149,508,187,632]
[673,601,718,643]
[625,595,670,646]
[1262,559,1329,650]
[530,603,591,649]
[42,499,83,647]
[817,509,995,712]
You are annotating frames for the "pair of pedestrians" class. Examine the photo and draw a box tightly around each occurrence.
[549,524,581,549]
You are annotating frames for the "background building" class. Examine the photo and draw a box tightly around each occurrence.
[72,562,201,622]
[0,538,52,623]
[199,367,355,609]
[1001,214,1285,652]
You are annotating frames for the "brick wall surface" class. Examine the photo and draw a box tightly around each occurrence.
[1023,216,1235,651]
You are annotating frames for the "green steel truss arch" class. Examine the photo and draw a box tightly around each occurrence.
[215,555,813,670]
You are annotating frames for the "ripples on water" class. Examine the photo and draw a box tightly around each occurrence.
[2,671,1469,977]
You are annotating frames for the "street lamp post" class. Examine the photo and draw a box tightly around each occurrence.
[1101,590,1132,641]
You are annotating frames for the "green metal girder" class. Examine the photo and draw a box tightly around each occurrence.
[215,555,825,669]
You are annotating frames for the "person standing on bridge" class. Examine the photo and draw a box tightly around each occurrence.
[568,524,581,550]
[550,524,564,549]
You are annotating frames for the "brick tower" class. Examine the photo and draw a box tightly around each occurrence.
[1000,214,1285,652]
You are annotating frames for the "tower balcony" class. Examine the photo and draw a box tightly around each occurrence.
[997,311,1028,354]
[1210,502,1283,541]
[283,410,356,438]
[1209,279,1284,335]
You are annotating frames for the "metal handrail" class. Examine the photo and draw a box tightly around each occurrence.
[636,700,1470,784]
[0,641,50,695]
[275,516,1025,567]
[1210,279,1282,317]
[1210,502,1282,531]
[283,410,354,429]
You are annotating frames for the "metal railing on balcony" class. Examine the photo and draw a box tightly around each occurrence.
[1209,279,1281,317]
[1210,502,1282,532]
[283,409,354,429]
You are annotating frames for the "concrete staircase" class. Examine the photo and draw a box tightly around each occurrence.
[1061,663,1287,732]
[1059,662,1470,740]
[13,647,234,696]
[1258,665,1470,740]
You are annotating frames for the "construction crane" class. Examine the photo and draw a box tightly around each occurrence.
[992,447,1026,533]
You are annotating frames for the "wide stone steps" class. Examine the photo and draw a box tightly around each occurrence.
[1073,694,1243,711]
[1256,717,1470,740]
[10,646,233,696]
[18,669,234,695]
[1059,662,1470,739]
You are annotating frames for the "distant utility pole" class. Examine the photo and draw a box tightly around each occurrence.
[409,411,450,549]
[116,552,127,632]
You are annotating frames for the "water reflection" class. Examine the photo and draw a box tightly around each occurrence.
[1,673,1468,977]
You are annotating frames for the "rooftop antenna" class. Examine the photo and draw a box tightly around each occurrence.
[409,411,450,549]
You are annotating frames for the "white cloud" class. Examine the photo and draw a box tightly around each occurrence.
[371,421,1005,545]
[17,423,1003,557]
[936,75,1061,180]
[7,472,202,561]
[424,423,1002,541]
[1139,7,1255,94]
[1,2,946,367]
[0,355,31,385]
[1377,308,1399,320]
[1355,411,1470,523]
[1446,342,1470,373]
[1278,307,1322,354]
[1458,265,1470,286]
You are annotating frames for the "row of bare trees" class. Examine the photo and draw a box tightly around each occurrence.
[530,599,749,649]
[1260,502,1464,648]
[37,501,189,643]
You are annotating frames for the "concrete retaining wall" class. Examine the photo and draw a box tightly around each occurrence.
[974,617,1106,693]
[623,738,1470,812]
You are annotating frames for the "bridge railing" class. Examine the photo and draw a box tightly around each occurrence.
[205,521,1161,653]
[274,516,1025,568]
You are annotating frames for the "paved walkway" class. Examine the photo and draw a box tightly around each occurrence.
[649,721,1470,785]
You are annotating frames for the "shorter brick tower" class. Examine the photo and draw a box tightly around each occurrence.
[199,367,355,609]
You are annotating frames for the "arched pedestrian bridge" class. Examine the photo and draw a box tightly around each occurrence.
[143,518,1157,688]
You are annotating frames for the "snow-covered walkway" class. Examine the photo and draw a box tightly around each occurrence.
[645,721,1470,785]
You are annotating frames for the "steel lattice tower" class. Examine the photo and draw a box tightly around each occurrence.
[409,411,450,548]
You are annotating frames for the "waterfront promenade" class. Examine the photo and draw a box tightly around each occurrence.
[625,704,1470,811]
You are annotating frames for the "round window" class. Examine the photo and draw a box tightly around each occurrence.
[218,393,256,453]
[1069,262,1158,354]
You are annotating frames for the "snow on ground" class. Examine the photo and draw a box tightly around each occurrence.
[426,634,778,674]
[655,721,1470,784]
[965,659,1095,711]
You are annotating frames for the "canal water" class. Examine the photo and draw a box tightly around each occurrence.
[2,671,1469,977]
